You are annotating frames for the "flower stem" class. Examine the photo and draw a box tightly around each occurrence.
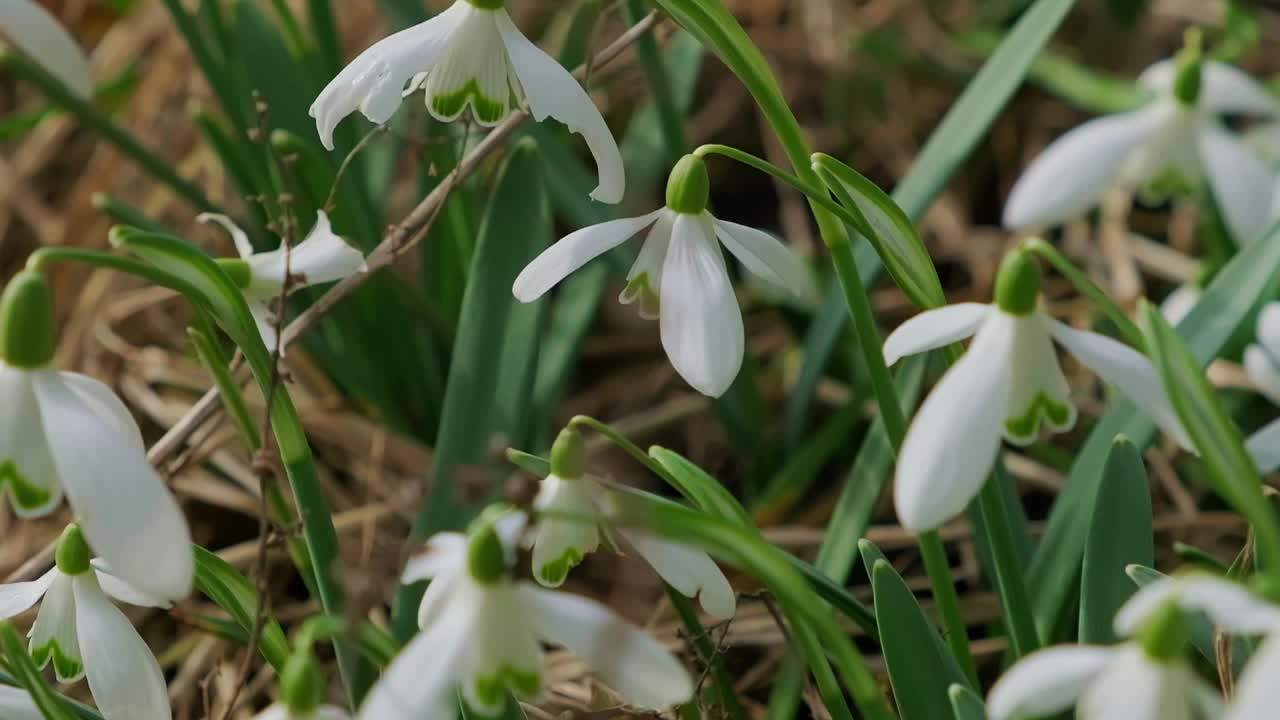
[975,477,1041,658]
[917,530,979,686]
[1021,238,1145,347]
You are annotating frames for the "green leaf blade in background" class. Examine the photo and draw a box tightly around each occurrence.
[948,684,987,720]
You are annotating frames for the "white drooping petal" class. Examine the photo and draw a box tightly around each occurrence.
[1078,648,1193,720]
[401,532,468,584]
[895,313,1013,532]
[620,211,676,319]
[252,706,290,720]
[530,475,601,587]
[1257,302,1280,359]
[73,574,171,720]
[712,218,819,305]
[246,300,282,355]
[357,600,474,720]
[0,0,92,97]
[1160,283,1201,326]
[463,583,544,715]
[309,2,470,149]
[1043,316,1194,450]
[495,10,624,203]
[987,645,1113,720]
[91,560,171,609]
[60,372,145,450]
[513,210,664,302]
[0,686,42,720]
[1003,314,1076,445]
[1197,124,1276,244]
[32,372,193,602]
[1228,633,1280,720]
[1247,418,1280,474]
[421,9,517,126]
[29,572,83,682]
[0,366,62,517]
[1141,59,1280,117]
[1002,105,1168,230]
[520,584,693,709]
[0,568,55,618]
[1114,574,1280,637]
[658,214,744,398]
[197,212,255,259]
[245,212,365,291]
[416,568,461,630]
[883,303,991,366]
[621,530,736,620]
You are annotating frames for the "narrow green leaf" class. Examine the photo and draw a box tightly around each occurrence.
[0,622,76,720]
[193,546,291,671]
[1078,436,1153,643]
[648,447,754,527]
[948,685,987,720]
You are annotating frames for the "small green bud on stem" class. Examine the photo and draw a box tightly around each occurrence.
[55,525,92,576]
[994,248,1043,315]
[1173,28,1204,108]
[549,427,586,479]
[281,651,325,715]
[0,270,57,368]
[1138,600,1189,662]
[666,155,711,215]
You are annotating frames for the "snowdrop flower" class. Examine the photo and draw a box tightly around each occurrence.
[528,428,735,619]
[359,510,693,719]
[1244,303,1280,472]
[1003,41,1280,244]
[0,526,171,720]
[0,271,192,602]
[513,154,817,397]
[0,1,92,97]
[199,211,366,352]
[254,650,351,720]
[1228,631,1280,719]
[310,0,624,203]
[887,249,1191,531]
[0,686,40,720]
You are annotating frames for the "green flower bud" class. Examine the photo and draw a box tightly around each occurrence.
[468,521,508,585]
[549,427,585,479]
[665,155,711,215]
[466,0,506,9]
[0,270,57,368]
[55,525,92,576]
[1173,28,1204,108]
[1138,600,1189,662]
[994,248,1043,316]
[281,651,325,715]
[215,258,252,289]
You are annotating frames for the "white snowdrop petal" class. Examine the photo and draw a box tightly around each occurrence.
[513,210,664,302]
[282,212,366,287]
[251,706,290,720]
[1244,345,1280,405]
[659,214,744,398]
[60,372,145,450]
[520,584,693,709]
[313,707,355,720]
[416,567,460,630]
[309,3,470,149]
[402,532,467,584]
[0,367,62,517]
[1149,60,1280,117]
[74,574,172,720]
[1160,284,1201,326]
[0,686,43,720]
[197,213,255,259]
[1118,574,1280,637]
[1228,633,1280,720]
[1247,417,1280,474]
[1043,316,1194,450]
[29,573,83,683]
[712,218,818,305]
[1198,125,1276,244]
[1003,315,1076,445]
[883,303,991,366]
[895,314,1013,532]
[1002,106,1168,230]
[246,300,282,356]
[495,10,624,203]
[33,373,193,602]
[1078,649,1191,720]
[463,585,544,714]
[622,530,736,620]
[1257,303,1280,359]
[0,568,55,619]
[421,9,513,125]
[0,0,92,98]
[530,476,601,588]
[986,645,1113,720]
[91,560,171,609]
[357,602,473,720]
[1112,575,1180,637]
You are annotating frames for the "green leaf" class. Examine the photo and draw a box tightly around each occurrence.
[648,447,754,527]
[1029,221,1280,641]
[193,546,291,671]
[1078,436,1153,643]
[948,685,987,720]
[0,622,76,720]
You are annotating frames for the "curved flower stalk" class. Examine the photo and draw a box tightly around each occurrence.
[0,271,192,602]
[989,573,1277,719]
[0,526,171,720]
[0,1,92,98]
[528,429,736,619]
[0,686,41,720]
[198,212,366,352]
[359,510,693,719]
[1244,302,1280,472]
[513,154,817,397]
[887,250,1191,532]
[309,0,624,204]
[1003,46,1280,244]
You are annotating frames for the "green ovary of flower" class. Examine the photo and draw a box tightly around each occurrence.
[1004,392,1074,442]
[431,80,511,126]
[31,639,82,682]
[0,462,53,514]
[472,665,543,712]
[536,547,583,587]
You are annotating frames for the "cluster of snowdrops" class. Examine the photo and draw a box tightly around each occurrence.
[4,1,1280,719]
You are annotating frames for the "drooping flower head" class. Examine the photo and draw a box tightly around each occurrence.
[529,427,736,619]
[0,0,92,97]
[199,211,366,352]
[0,271,192,602]
[886,248,1191,532]
[1003,34,1280,244]
[0,525,172,720]
[358,508,693,718]
[310,0,624,203]
[513,154,818,397]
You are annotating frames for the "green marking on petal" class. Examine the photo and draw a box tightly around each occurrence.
[31,640,82,682]
[1005,391,1075,442]
[0,461,54,513]
[620,274,660,319]
[536,547,583,587]
[1139,169,1196,204]
[471,665,544,713]
[430,79,510,125]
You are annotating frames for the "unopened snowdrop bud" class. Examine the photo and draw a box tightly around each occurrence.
[993,248,1042,316]
[665,154,711,215]
[1136,601,1188,662]
[55,523,91,576]
[1172,29,1204,108]
[0,270,57,368]
[281,652,325,716]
